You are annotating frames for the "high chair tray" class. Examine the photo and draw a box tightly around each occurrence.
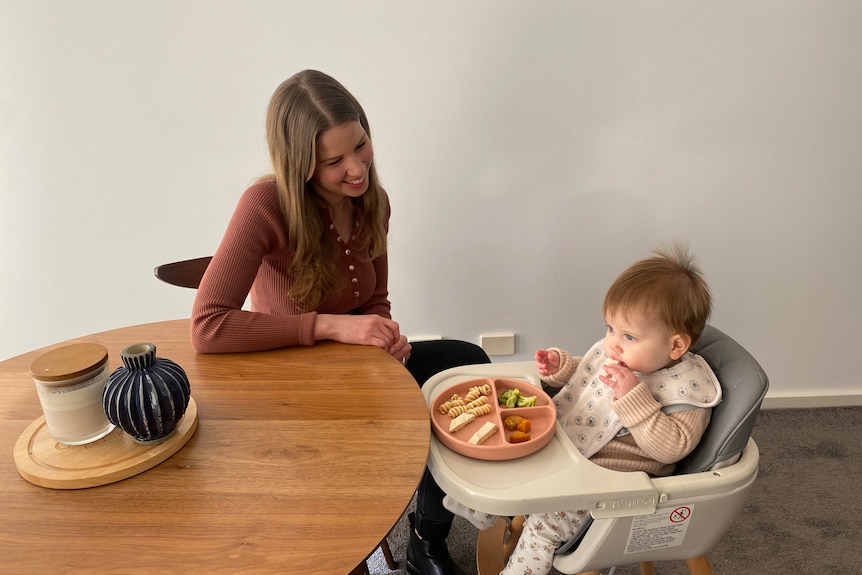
[423,363,660,518]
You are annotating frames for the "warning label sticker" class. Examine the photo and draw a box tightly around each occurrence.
[624,505,694,554]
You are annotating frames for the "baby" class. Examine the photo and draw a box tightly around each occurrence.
[445,244,721,575]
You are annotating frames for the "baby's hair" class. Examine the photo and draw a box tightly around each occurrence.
[602,242,712,342]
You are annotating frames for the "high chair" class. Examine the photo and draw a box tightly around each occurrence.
[423,325,768,575]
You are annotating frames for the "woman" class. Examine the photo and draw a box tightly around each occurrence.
[191,69,486,575]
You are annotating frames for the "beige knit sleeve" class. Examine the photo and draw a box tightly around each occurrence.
[612,383,712,464]
[539,347,583,388]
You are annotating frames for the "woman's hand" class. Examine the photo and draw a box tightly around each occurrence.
[599,363,640,399]
[314,314,403,350]
[388,335,412,365]
[535,349,560,376]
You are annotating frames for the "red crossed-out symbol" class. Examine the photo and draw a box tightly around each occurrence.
[669,506,691,523]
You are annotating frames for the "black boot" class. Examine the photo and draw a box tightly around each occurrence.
[406,513,465,575]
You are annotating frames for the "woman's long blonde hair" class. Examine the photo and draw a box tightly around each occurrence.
[263,70,388,311]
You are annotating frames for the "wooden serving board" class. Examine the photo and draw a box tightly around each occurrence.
[13,397,198,489]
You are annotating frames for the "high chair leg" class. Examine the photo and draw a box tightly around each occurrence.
[476,515,528,575]
[639,562,656,575]
[502,515,525,561]
[476,517,508,575]
[685,554,715,575]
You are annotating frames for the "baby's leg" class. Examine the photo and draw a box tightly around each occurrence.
[501,509,590,575]
[442,494,499,530]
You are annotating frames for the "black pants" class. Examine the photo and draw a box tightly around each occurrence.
[405,339,491,542]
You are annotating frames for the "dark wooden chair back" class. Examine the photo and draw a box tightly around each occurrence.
[153,257,213,289]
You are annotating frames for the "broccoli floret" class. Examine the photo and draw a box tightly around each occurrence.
[517,395,537,407]
[498,388,520,408]
[498,388,537,408]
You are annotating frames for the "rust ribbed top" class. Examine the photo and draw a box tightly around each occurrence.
[191,180,391,353]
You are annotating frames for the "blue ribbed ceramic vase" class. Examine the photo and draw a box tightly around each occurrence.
[103,342,191,444]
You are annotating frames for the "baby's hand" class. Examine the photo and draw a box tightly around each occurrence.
[535,349,561,376]
[599,363,640,399]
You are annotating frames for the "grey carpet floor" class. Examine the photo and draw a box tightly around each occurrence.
[368,406,862,575]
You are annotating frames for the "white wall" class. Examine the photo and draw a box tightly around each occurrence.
[2,1,861,406]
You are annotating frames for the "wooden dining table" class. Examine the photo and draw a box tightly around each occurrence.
[0,318,430,575]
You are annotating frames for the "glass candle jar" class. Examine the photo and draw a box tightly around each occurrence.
[29,343,115,445]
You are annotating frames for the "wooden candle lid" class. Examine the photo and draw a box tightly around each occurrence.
[29,343,108,384]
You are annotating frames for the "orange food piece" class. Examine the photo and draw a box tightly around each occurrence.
[509,430,531,443]
[504,415,532,434]
[504,415,525,431]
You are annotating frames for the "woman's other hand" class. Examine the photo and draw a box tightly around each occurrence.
[314,314,402,350]
[388,335,412,365]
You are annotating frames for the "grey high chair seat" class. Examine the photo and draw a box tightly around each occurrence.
[423,325,768,575]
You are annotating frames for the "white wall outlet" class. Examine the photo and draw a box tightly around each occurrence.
[480,332,516,356]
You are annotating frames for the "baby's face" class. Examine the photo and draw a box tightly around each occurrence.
[602,312,681,374]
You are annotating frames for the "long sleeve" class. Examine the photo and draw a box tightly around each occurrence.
[191,181,316,352]
[191,181,392,353]
[613,383,711,463]
[592,383,712,475]
[539,347,582,388]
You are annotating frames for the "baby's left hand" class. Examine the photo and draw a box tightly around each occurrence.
[599,363,640,398]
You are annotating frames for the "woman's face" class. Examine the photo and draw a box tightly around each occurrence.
[310,120,373,206]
